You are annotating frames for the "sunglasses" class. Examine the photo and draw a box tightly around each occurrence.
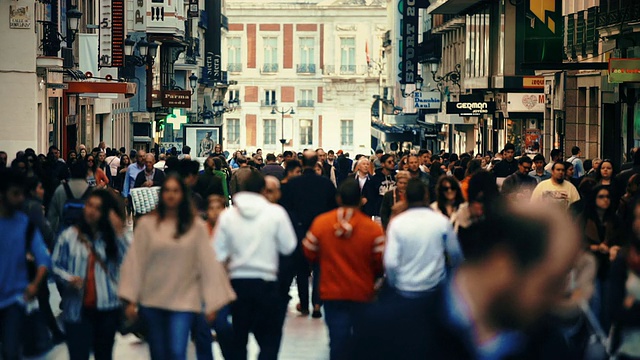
[441,186,455,192]
[597,195,610,199]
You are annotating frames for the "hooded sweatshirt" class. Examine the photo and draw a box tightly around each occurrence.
[213,192,297,281]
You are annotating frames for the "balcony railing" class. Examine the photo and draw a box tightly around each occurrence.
[296,64,316,74]
[598,2,640,27]
[323,65,371,76]
[228,63,242,72]
[262,100,277,107]
[40,21,61,57]
[297,100,314,107]
[262,63,279,73]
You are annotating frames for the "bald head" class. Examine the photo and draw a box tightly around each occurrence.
[263,175,281,203]
[144,153,156,171]
[136,149,147,165]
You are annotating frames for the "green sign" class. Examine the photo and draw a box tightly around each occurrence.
[609,58,640,83]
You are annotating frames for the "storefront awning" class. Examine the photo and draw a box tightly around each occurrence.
[65,81,137,98]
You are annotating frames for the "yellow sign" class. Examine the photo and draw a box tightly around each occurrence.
[523,77,545,89]
[530,0,556,33]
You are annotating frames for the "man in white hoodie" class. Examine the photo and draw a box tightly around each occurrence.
[213,168,297,359]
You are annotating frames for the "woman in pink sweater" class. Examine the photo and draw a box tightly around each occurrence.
[118,175,235,360]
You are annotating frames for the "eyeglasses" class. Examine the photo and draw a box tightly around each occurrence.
[441,186,455,192]
[522,166,532,171]
[597,195,610,199]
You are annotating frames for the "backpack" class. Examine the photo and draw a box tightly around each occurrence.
[61,182,92,230]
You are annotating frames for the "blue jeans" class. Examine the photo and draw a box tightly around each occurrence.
[323,301,366,360]
[191,305,233,360]
[0,303,25,360]
[139,306,197,360]
[64,308,120,360]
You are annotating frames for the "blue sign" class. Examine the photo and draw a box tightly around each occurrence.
[414,91,441,110]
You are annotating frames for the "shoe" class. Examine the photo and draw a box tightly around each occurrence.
[296,303,309,316]
[311,305,322,319]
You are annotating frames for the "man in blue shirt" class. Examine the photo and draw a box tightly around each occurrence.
[0,168,51,360]
[121,149,146,203]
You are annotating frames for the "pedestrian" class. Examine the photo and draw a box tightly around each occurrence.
[281,160,302,185]
[491,143,518,178]
[280,151,338,319]
[430,176,464,218]
[501,156,538,201]
[213,169,297,359]
[529,153,552,183]
[264,175,282,204]
[587,158,602,178]
[336,150,353,184]
[52,189,128,360]
[133,154,165,188]
[459,159,483,200]
[261,153,285,180]
[194,156,225,202]
[384,178,463,298]
[567,146,585,179]
[368,154,396,219]
[113,154,130,196]
[303,179,385,360]
[379,170,409,230]
[531,161,581,210]
[351,157,377,216]
[317,148,337,187]
[119,175,235,360]
[47,161,92,234]
[0,150,7,168]
[121,150,146,210]
[229,155,251,196]
[85,155,109,188]
[0,168,51,360]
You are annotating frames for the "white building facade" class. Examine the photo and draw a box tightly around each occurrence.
[222,0,387,155]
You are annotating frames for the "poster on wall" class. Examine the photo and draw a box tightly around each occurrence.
[182,124,222,158]
[10,5,31,29]
[524,128,541,154]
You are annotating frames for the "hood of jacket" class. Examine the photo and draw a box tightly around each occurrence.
[232,192,269,219]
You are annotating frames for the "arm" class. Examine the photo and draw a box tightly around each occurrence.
[26,229,51,300]
[380,192,392,230]
[196,223,236,315]
[443,224,464,267]
[276,207,298,256]
[118,218,149,303]
[371,227,385,277]
[134,172,145,189]
[51,228,77,285]
[153,171,165,187]
[122,167,132,197]
[47,186,63,233]
[213,212,231,263]
[383,221,400,287]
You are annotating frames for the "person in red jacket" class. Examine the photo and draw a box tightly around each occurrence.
[303,178,384,360]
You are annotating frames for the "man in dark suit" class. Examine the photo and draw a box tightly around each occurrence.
[134,153,165,188]
[336,150,353,185]
[280,151,337,319]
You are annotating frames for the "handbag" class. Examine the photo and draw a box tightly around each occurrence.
[77,232,145,337]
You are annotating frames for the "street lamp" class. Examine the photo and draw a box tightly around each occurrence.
[425,58,461,89]
[124,36,158,67]
[400,76,424,98]
[271,107,295,154]
[189,73,199,123]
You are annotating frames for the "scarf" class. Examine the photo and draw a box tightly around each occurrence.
[334,207,355,238]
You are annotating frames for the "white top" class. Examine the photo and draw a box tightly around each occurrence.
[213,192,297,281]
[384,207,463,293]
[531,179,581,209]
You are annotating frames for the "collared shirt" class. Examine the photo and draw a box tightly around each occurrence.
[445,279,525,360]
[122,163,145,197]
[355,173,368,191]
[528,169,552,183]
[52,227,128,323]
[144,168,155,183]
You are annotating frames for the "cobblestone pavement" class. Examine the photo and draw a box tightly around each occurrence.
[27,283,329,360]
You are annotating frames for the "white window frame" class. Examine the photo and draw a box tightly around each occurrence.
[227,37,242,72]
[263,119,277,145]
[227,118,240,145]
[340,37,356,73]
[340,119,354,146]
[299,119,313,146]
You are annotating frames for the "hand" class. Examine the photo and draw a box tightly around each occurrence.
[109,210,125,237]
[360,198,368,206]
[624,295,636,309]
[144,181,154,187]
[609,246,621,261]
[125,303,138,322]
[206,311,217,324]
[69,276,84,290]
[124,198,129,207]
[23,283,38,301]
[598,243,610,254]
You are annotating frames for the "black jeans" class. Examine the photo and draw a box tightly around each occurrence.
[64,308,120,360]
[0,303,25,360]
[230,279,283,360]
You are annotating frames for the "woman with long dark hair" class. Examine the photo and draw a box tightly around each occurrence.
[431,176,465,218]
[85,155,109,188]
[118,175,235,360]
[113,154,130,193]
[52,189,128,360]
[380,171,410,230]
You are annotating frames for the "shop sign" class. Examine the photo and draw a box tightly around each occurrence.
[400,0,418,85]
[507,93,545,112]
[609,58,640,83]
[133,0,145,31]
[162,91,191,108]
[446,101,496,116]
[10,5,31,29]
[414,91,441,109]
[522,76,544,89]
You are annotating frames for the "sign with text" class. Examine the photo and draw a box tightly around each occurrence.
[205,0,222,84]
[446,101,496,116]
[133,0,145,31]
[99,0,113,67]
[522,76,544,88]
[162,91,191,108]
[9,5,31,29]
[400,0,418,84]
[507,93,545,112]
[111,0,124,67]
[414,91,441,110]
[609,58,640,83]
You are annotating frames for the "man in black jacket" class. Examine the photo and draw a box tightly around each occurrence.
[355,202,580,360]
[134,154,165,188]
[280,151,337,319]
[492,143,518,178]
[368,154,396,218]
[501,156,537,200]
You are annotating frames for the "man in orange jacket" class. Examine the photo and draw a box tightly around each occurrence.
[303,178,385,360]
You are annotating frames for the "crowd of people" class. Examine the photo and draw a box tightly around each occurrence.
[1,140,640,359]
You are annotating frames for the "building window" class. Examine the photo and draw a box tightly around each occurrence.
[340,120,353,146]
[340,37,356,74]
[227,118,240,145]
[263,119,276,145]
[263,37,278,73]
[299,119,313,146]
[298,89,314,107]
[228,89,240,103]
[263,90,277,106]
[298,37,316,73]
[227,37,242,72]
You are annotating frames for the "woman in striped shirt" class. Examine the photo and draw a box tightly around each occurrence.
[52,189,128,360]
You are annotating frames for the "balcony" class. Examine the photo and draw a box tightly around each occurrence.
[262,63,279,73]
[323,65,371,76]
[296,64,316,74]
[228,63,242,73]
[340,65,356,74]
[598,1,640,28]
[298,100,314,108]
[262,100,277,107]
